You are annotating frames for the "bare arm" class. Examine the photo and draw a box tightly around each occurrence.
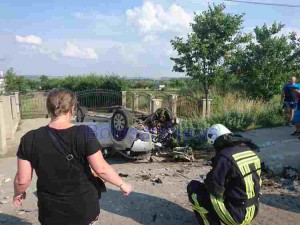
[294,89,300,98]
[87,151,132,195]
[13,158,33,207]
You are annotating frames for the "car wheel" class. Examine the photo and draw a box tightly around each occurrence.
[76,106,87,122]
[111,109,133,141]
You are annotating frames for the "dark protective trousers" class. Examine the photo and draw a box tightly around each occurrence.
[187,180,221,225]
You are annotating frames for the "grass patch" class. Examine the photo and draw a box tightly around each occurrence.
[175,93,285,148]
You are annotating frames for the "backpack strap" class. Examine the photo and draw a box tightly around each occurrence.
[45,126,83,171]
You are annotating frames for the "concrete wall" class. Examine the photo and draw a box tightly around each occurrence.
[2,96,14,139]
[0,97,7,155]
[0,93,20,155]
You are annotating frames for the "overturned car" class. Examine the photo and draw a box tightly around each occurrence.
[76,106,178,159]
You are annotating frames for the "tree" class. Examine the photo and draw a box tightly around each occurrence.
[4,68,28,93]
[39,75,49,90]
[4,68,18,92]
[27,79,41,90]
[170,4,250,116]
[231,23,300,100]
[100,75,127,91]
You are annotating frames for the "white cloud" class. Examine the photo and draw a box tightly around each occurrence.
[73,12,118,21]
[61,42,98,60]
[143,34,158,43]
[115,43,146,65]
[72,11,122,26]
[73,12,86,19]
[15,35,42,45]
[281,27,300,37]
[126,1,193,34]
[166,47,177,57]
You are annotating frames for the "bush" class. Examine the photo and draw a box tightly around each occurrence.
[255,106,284,128]
[173,94,285,148]
[208,110,253,131]
[210,92,284,129]
[42,74,128,92]
[173,117,211,149]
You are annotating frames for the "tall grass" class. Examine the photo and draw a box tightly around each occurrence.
[175,92,285,148]
[212,92,266,115]
[210,93,284,130]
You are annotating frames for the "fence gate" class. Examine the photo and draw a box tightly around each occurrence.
[20,94,48,119]
[76,89,122,111]
[174,95,202,118]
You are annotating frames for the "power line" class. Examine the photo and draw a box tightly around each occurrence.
[224,0,300,8]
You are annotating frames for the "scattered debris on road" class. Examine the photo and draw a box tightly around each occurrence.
[282,166,299,180]
[140,174,151,180]
[119,173,129,178]
[151,178,163,184]
[0,199,9,204]
[4,178,11,183]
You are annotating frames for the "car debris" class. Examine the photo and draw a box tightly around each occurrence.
[140,174,151,180]
[75,105,182,160]
[119,173,129,178]
[153,146,195,162]
[282,167,299,180]
[151,178,163,184]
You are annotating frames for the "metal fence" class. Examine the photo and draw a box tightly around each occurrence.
[175,95,202,118]
[76,89,122,111]
[19,89,123,118]
[19,89,202,119]
[20,94,48,118]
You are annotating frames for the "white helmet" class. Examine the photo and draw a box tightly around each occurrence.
[207,124,232,144]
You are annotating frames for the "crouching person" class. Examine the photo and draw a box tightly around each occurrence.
[187,124,262,225]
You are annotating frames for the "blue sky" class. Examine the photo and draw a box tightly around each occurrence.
[0,0,299,77]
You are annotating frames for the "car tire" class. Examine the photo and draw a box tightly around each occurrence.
[76,106,87,122]
[111,109,133,141]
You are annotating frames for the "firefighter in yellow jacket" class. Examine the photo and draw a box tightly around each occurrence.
[187,124,262,225]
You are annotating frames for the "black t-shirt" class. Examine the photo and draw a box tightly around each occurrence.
[17,125,101,225]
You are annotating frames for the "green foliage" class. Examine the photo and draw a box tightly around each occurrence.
[255,96,285,127]
[171,4,249,90]
[4,68,29,93]
[174,117,210,149]
[168,78,189,89]
[208,110,251,131]
[41,74,128,92]
[132,81,152,89]
[40,75,49,89]
[174,93,285,148]
[27,79,40,90]
[230,22,300,100]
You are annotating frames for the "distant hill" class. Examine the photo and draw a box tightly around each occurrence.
[23,75,64,79]
[21,74,188,81]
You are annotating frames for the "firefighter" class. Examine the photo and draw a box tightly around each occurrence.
[187,124,262,225]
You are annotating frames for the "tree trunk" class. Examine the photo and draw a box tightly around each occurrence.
[205,73,209,118]
[205,88,209,117]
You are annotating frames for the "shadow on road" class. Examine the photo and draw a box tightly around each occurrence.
[0,214,31,224]
[260,194,300,213]
[106,156,130,165]
[101,188,195,225]
[106,154,151,165]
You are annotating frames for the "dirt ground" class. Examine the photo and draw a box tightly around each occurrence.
[0,119,299,225]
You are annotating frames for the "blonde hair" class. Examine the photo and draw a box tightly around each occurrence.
[46,88,77,117]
